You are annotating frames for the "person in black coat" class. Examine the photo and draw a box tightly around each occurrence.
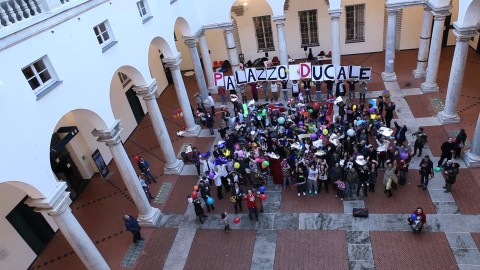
[199,180,215,212]
[394,121,408,146]
[418,155,434,190]
[356,163,370,197]
[230,182,244,214]
[206,113,215,135]
[437,138,457,167]
[384,102,396,128]
[455,129,467,159]
[123,215,143,244]
[188,195,208,224]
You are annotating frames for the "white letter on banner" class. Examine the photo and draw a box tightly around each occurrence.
[348,66,361,79]
[300,62,312,79]
[235,70,247,84]
[214,72,225,87]
[312,65,323,81]
[288,64,300,80]
[323,64,335,80]
[359,67,372,80]
[277,65,288,80]
[245,68,257,83]
[225,76,236,90]
[256,68,267,81]
[267,67,277,81]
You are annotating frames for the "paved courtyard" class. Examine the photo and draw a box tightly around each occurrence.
[29,47,480,270]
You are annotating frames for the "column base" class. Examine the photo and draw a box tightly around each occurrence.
[208,86,218,94]
[463,150,480,168]
[381,72,397,82]
[138,207,162,227]
[164,159,184,175]
[420,82,439,93]
[183,124,201,137]
[437,111,461,124]
[412,69,426,80]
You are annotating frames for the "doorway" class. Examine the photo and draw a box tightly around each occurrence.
[441,14,452,47]
[6,197,55,255]
[125,86,145,124]
[160,53,174,85]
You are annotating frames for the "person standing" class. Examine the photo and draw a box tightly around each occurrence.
[335,80,346,97]
[437,137,457,167]
[248,82,259,102]
[359,81,367,104]
[281,80,289,102]
[356,162,370,197]
[221,212,231,232]
[455,129,467,159]
[238,84,247,104]
[262,80,270,101]
[308,163,319,195]
[207,93,215,116]
[344,162,359,199]
[303,78,312,102]
[291,80,300,102]
[394,121,408,146]
[347,79,358,101]
[383,162,398,197]
[218,86,227,106]
[188,194,208,224]
[443,162,460,193]
[199,179,215,212]
[123,215,143,244]
[205,113,215,135]
[377,96,385,120]
[384,102,396,128]
[318,163,329,193]
[296,165,307,196]
[326,80,334,99]
[231,181,244,214]
[270,81,279,102]
[135,156,157,184]
[281,158,291,190]
[195,92,206,112]
[314,80,322,102]
[192,147,201,175]
[417,155,434,190]
[243,189,259,221]
[412,127,428,157]
[138,175,154,202]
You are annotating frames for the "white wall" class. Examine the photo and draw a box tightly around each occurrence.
[400,6,424,50]
[0,184,38,270]
[148,45,169,95]
[206,29,229,65]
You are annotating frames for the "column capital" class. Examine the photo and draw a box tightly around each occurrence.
[197,29,206,38]
[183,36,198,48]
[453,23,480,42]
[422,4,432,12]
[272,15,286,25]
[222,23,234,33]
[26,182,71,216]
[328,8,342,18]
[163,54,182,70]
[385,6,402,14]
[133,79,158,101]
[427,1,451,14]
[91,120,123,146]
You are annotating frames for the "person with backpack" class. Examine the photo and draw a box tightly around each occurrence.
[412,127,428,157]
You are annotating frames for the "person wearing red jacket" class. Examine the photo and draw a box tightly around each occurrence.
[243,189,259,221]
[407,207,427,232]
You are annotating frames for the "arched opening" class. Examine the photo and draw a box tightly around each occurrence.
[173,17,195,71]
[149,36,176,95]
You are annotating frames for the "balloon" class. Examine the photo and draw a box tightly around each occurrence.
[193,185,199,191]
[180,112,183,117]
[262,164,267,169]
[260,194,267,200]
[208,172,215,179]
[238,150,244,158]
[320,134,325,139]
[308,109,313,113]
[177,108,182,113]
[192,191,198,199]
[285,69,289,73]
[347,129,355,137]
[235,143,240,150]
[278,117,285,124]
[383,90,391,98]
[353,105,357,110]
[255,158,264,163]
[369,108,375,113]
[234,162,240,169]
[233,217,241,224]
[310,134,318,140]
[314,103,320,109]
[298,121,304,126]
[400,152,408,160]
[262,160,269,167]
[259,186,266,193]
[322,129,328,135]
[434,167,441,173]
[206,197,214,205]
[410,213,418,221]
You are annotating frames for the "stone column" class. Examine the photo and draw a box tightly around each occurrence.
[438,25,479,124]
[329,9,342,67]
[420,9,450,93]
[412,6,433,79]
[133,81,184,174]
[223,24,240,72]
[184,37,209,100]
[163,54,201,137]
[382,7,400,82]
[198,31,216,92]
[26,183,110,270]
[92,121,161,226]
[273,15,288,65]
[464,113,480,167]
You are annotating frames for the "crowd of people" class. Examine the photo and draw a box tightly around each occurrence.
[181,79,466,229]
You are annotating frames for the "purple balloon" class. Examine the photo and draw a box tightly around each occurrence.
[400,152,408,160]
[298,121,304,126]
[369,108,375,113]
[208,172,215,179]
[310,134,318,140]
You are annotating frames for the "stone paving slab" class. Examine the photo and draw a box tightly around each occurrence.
[134,228,177,270]
[251,230,277,270]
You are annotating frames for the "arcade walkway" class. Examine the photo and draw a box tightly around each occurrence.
[29,47,480,270]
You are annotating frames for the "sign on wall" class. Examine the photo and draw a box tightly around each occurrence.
[92,149,110,179]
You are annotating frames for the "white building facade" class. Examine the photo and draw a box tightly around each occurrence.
[0,0,479,269]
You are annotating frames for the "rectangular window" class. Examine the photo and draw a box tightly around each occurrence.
[299,10,319,47]
[22,56,60,98]
[137,1,147,17]
[93,20,117,52]
[345,4,365,43]
[253,16,275,52]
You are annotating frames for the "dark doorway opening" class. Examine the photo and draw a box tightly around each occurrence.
[160,53,174,85]
[442,14,452,47]
[125,86,145,124]
[6,197,55,255]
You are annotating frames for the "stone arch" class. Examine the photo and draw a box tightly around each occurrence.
[458,0,480,26]
[2,181,45,199]
[151,36,176,58]
[174,17,193,36]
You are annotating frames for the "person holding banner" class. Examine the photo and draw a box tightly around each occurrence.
[347,80,358,101]
[359,81,367,104]
[238,84,247,104]
[303,78,312,103]
[270,81,279,102]
[291,80,300,102]
[326,80,334,99]
[281,80,289,102]
[248,82,259,102]
[314,81,322,102]
[335,80,346,97]
[261,81,270,101]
